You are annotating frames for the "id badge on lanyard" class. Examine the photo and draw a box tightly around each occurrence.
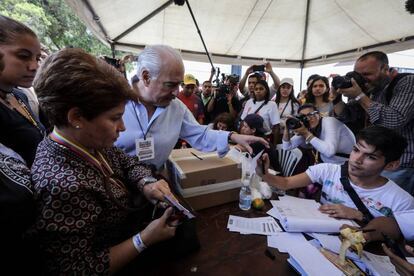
[136,136,155,161]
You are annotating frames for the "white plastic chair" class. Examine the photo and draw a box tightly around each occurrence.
[275,144,303,176]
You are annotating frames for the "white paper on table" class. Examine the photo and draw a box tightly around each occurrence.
[271,195,356,233]
[310,233,360,261]
[267,232,307,253]
[267,232,343,276]
[267,207,282,221]
[361,251,414,276]
[227,215,282,235]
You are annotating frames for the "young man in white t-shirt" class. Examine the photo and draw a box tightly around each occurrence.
[261,125,414,225]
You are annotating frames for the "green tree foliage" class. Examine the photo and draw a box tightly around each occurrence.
[0,0,114,56]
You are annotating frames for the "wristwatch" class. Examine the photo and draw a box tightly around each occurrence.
[228,131,237,142]
[138,176,158,191]
[355,93,366,101]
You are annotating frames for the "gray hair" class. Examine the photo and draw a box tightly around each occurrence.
[136,44,183,79]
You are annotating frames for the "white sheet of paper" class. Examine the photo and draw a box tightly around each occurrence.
[361,251,414,276]
[267,232,343,276]
[227,215,282,235]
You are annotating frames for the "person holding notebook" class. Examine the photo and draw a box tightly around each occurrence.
[259,125,414,225]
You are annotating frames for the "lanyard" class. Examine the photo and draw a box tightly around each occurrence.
[50,129,126,190]
[132,101,157,140]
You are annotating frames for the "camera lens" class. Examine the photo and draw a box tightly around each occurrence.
[286,117,302,130]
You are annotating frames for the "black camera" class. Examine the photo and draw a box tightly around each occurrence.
[217,84,231,95]
[331,71,367,92]
[252,65,265,72]
[285,114,310,130]
[103,56,121,69]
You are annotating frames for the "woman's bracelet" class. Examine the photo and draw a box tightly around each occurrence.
[305,133,315,144]
[132,232,147,253]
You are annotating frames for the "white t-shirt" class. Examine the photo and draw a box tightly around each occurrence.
[277,101,299,129]
[394,210,414,241]
[306,163,414,217]
[241,99,280,133]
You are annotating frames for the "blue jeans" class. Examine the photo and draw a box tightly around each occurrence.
[382,168,414,195]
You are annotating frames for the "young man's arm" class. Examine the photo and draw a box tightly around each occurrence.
[262,171,312,190]
[260,153,311,189]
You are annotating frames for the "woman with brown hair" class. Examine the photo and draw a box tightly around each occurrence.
[0,15,46,167]
[29,48,183,275]
[305,75,334,117]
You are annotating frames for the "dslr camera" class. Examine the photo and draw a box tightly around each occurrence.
[285,114,310,130]
[217,83,231,95]
[331,71,367,92]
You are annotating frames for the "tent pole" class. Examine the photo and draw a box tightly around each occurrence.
[299,62,304,91]
[111,44,115,58]
[82,0,111,44]
[300,0,311,91]
[185,0,215,70]
[113,0,174,42]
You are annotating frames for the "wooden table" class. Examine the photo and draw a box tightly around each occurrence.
[139,201,297,276]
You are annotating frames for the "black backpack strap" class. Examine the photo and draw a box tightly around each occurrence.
[254,101,267,114]
[339,162,374,225]
[385,73,413,103]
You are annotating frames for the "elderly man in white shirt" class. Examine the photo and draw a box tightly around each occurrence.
[115,45,267,170]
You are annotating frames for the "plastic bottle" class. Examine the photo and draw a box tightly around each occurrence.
[239,173,252,210]
[181,141,187,149]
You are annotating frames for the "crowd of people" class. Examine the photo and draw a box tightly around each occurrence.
[1,14,414,274]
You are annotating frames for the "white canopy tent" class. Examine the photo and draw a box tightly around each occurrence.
[66,0,414,68]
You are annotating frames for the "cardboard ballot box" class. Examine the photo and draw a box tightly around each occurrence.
[167,148,242,210]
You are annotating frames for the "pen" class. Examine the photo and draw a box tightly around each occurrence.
[191,152,203,160]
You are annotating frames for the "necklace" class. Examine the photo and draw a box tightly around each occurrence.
[0,88,45,136]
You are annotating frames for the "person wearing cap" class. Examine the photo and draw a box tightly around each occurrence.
[207,73,242,121]
[177,74,204,124]
[115,45,268,170]
[273,77,301,136]
[240,80,281,144]
[239,113,281,172]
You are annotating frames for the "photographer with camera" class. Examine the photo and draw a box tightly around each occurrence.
[334,51,414,195]
[283,104,355,165]
[207,74,242,120]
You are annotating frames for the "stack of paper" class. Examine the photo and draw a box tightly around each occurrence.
[267,196,356,233]
[267,233,343,276]
[227,215,282,235]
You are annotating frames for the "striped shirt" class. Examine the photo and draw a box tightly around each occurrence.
[368,75,414,168]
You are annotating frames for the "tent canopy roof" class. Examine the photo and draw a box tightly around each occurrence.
[66,0,414,68]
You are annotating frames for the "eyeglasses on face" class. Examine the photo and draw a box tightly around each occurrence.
[303,110,319,118]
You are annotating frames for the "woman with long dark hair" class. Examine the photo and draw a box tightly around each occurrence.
[0,15,46,167]
[240,80,281,143]
[305,75,334,117]
[274,78,300,135]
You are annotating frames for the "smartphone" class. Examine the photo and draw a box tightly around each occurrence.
[252,65,265,72]
[382,233,407,260]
